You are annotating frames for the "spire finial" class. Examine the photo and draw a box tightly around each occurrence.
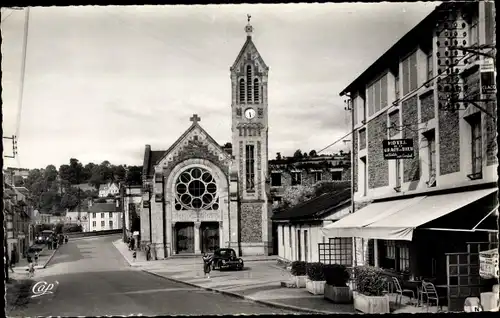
[245,14,253,36]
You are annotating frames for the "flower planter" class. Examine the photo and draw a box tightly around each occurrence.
[324,284,352,303]
[353,292,390,314]
[306,278,326,295]
[292,275,307,288]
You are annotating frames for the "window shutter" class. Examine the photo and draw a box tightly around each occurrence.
[380,75,388,108]
[410,53,418,91]
[402,58,410,95]
[374,80,381,113]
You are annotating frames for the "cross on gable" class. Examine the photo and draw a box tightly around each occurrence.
[190,114,201,124]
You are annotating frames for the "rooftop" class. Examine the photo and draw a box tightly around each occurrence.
[89,202,121,213]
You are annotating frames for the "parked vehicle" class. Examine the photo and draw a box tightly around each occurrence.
[211,248,244,271]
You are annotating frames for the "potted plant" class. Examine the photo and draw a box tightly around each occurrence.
[324,264,352,303]
[290,261,307,288]
[352,266,390,314]
[305,262,326,295]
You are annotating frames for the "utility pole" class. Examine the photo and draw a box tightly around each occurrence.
[344,96,358,268]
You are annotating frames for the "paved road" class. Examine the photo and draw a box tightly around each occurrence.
[7,235,294,316]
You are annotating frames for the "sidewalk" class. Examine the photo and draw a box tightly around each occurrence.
[113,239,354,314]
[12,244,58,272]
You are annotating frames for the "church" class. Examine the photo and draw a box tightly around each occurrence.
[139,18,272,259]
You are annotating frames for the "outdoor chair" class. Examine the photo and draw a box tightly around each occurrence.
[392,277,415,307]
[421,281,444,312]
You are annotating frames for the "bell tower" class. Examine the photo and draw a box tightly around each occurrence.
[230,15,271,256]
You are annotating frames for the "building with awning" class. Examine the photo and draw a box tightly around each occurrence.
[333,0,497,311]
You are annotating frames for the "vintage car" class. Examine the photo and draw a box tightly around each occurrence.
[211,248,244,270]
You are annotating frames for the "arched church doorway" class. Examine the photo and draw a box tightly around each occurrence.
[175,222,194,253]
[200,222,220,253]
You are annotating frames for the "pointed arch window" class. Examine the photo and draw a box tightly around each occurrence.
[239,78,245,104]
[253,78,260,103]
[246,65,252,103]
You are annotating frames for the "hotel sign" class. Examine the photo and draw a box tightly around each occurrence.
[480,58,496,95]
[383,139,414,159]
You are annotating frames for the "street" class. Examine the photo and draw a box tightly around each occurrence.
[7,235,294,316]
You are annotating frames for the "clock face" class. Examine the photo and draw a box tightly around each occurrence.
[244,108,256,119]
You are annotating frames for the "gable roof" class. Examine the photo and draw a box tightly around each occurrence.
[231,36,269,71]
[143,145,167,179]
[154,120,231,168]
[89,202,121,213]
[272,188,351,222]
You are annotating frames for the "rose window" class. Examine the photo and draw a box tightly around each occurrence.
[174,167,219,211]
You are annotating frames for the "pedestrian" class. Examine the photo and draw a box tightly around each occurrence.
[202,253,213,279]
[34,251,39,266]
[9,257,15,273]
[132,250,137,262]
[27,261,35,278]
[47,238,52,250]
[65,235,68,244]
[146,244,151,261]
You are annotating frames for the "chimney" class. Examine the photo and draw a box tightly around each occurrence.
[116,199,119,208]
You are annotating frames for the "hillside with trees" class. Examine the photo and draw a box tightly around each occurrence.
[17,159,142,215]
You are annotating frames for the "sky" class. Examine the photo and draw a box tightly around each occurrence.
[1,3,440,170]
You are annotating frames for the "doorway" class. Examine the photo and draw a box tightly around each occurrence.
[200,222,219,253]
[175,222,194,253]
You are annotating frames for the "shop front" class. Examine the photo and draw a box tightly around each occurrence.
[322,187,498,311]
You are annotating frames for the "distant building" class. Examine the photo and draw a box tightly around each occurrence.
[98,182,120,198]
[121,185,142,238]
[74,183,97,193]
[65,200,90,232]
[88,200,123,231]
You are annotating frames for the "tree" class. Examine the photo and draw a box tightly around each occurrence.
[276,152,282,160]
[223,142,232,148]
[303,152,308,158]
[309,150,317,157]
[293,149,303,159]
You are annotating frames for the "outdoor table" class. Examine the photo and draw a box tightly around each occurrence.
[406,280,422,306]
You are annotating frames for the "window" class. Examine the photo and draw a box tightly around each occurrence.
[331,171,342,181]
[239,79,245,104]
[367,74,388,116]
[101,221,105,227]
[291,172,302,186]
[328,238,353,266]
[395,75,400,100]
[281,226,285,246]
[92,213,96,218]
[109,220,113,228]
[402,51,418,96]
[253,78,260,103]
[92,221,96,227]
[427,50,433,81]
[101,213,104,219]
[246,65,252,103]
[297,229,302,261]
[398,245,410,272]
[174,167,219,210]
[425,130,436,185]
[386,240,396,259]
[470,19,479,47]
[109,212,112,218]
[288,225,292,247]
[470,115,482,177]
[245,145,255,191]
[304,230,308,262]
[271,173,282,187]
[314,172,322,182]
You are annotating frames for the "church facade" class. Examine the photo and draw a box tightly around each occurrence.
[139,19,272,259]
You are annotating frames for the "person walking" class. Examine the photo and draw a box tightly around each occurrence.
[65,235,68,244]
[146,244,151,261]
[34,251,39,266]
[132,250,137,262]
[202,253,213,279]
[27,261,35,278]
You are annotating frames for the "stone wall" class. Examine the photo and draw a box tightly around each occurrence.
[388,110,400,138]
[367,112,389,188]
[359,129,367,150]
[420,91,435,123]
[402,96,420,182]
[240,202,263,242]
[485,100,498,166]
[438,109,460,175]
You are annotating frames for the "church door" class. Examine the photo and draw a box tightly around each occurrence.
[176,223,194,253]
[201,222,220,253]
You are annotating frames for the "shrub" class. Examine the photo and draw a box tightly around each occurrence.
[306,262,325,281]
[353,266,388,296]
[323,264,350,287]
[290,261,307,276]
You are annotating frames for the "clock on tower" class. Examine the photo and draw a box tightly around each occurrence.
[229,16,272,256]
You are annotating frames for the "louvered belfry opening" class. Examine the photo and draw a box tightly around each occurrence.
[239,78,245,104]
[246,65,252,103]
[253,78,259,103]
